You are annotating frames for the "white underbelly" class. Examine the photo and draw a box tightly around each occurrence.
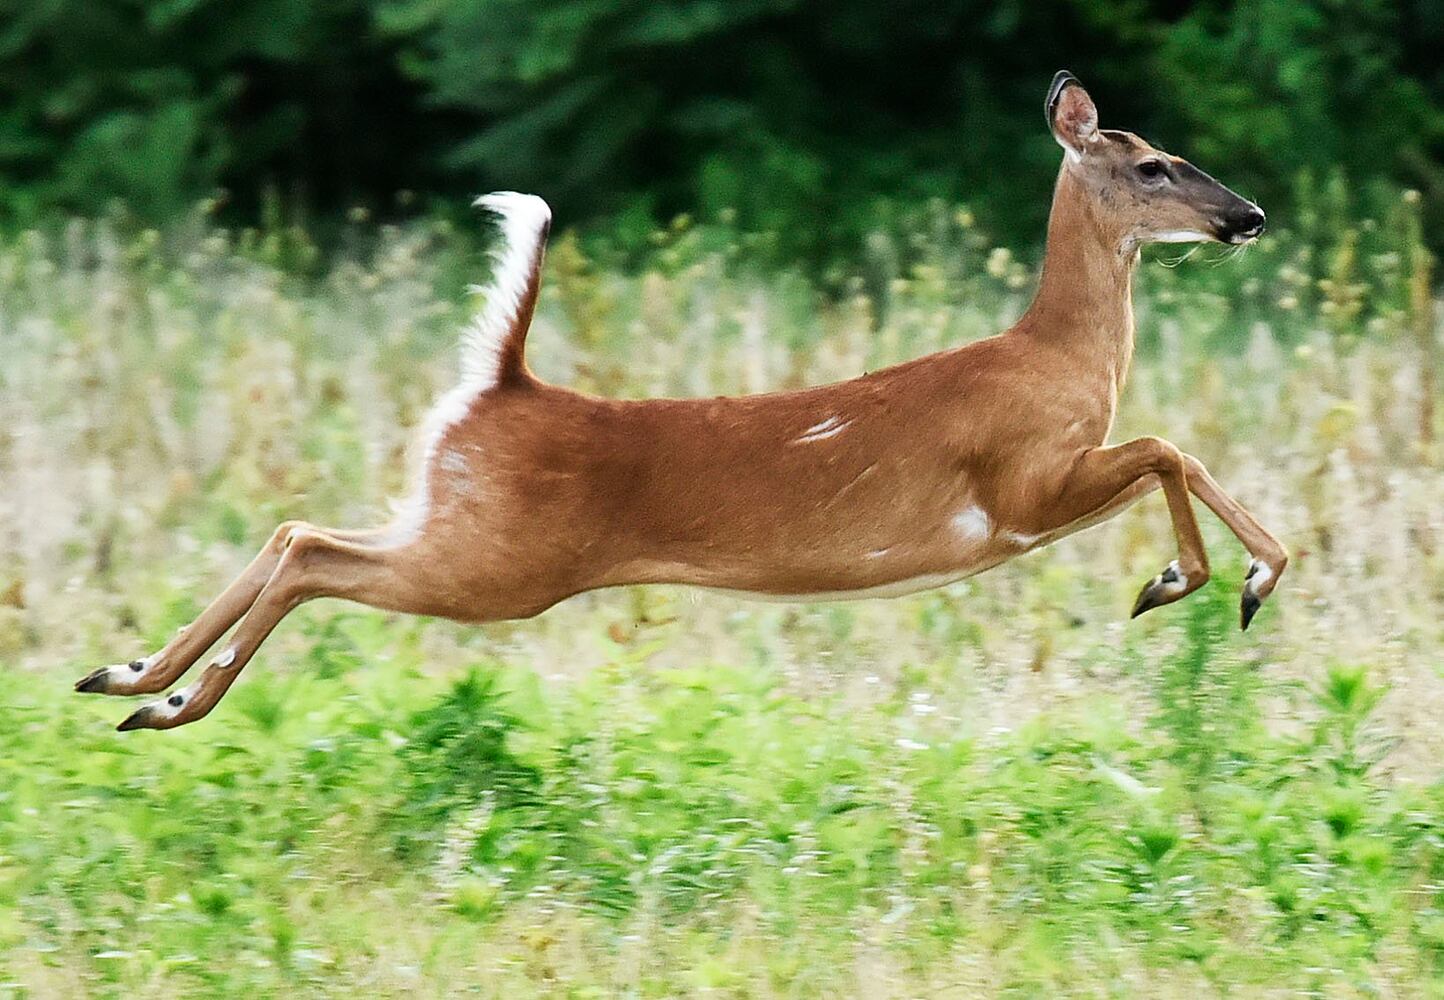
[701,565,989,604]
[687,502,1039,603]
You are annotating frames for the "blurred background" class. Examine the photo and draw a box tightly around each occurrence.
[4,0,1443,259]
[2,2,1444,997]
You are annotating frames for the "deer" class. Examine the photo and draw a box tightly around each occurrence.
[76,71,1287,731]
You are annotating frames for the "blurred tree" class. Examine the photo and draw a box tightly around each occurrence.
[375,0,1165,255]
[377,0,1444,256]
[0,0,438,221]
[0,0,1440,257]
[1153,0,1444,213]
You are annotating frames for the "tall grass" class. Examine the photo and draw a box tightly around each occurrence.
[0,196,1442,996]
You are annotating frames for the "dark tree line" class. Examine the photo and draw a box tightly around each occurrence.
[2,0,1440,253]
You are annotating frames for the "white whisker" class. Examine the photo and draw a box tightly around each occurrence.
[1157,244,1200,269]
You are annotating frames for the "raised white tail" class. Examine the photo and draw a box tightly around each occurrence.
[463,192,552,387]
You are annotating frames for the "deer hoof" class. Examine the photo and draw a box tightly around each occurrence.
[74,666,116,694]
[117,700,173,732]
[1130,560,1190,619]
[1240,592,1261,631]
[1240,558,1277,631]
[115,687,193,731]
[75,657,159,696]
[116,705,157,731]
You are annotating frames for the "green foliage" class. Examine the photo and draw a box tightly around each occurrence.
[1151,582,1261,812]
[380,0,1444,257]
[6,626,1444,993]
[0,0,427,222]
[2,0,1442,259]
[2,198,1443,993]
[391,668,542,860]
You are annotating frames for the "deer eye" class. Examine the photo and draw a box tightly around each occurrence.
[1137,159,1166,180]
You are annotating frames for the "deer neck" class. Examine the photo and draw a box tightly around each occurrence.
[1016,165,1138,394]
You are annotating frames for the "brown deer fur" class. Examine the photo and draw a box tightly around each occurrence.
[77,72,1287,731]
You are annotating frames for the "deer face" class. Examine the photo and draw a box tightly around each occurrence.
[1046,71,1265,248]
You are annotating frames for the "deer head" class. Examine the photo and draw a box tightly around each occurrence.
[1046,71,1265,250]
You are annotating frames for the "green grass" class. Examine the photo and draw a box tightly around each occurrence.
[4,602,1443,996]
[1,203,1443,996]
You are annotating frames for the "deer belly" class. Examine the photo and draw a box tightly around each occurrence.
[697,514,1025,601]
[709,567,986,603]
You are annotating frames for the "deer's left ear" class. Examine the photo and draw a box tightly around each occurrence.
[1046,71,1098,160]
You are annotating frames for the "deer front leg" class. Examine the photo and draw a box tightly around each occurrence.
[1181,454,1288,629]
[1047,437,1210,619]
[75,522,383,696]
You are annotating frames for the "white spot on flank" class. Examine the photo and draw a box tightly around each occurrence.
[793,416,850,444]
[865,547,892,559]
[952,505,991,541]
[212,647,236,669]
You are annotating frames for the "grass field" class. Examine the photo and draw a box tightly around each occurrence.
[2,202,1443,997]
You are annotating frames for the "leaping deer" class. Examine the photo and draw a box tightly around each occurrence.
[77,72,1286,731]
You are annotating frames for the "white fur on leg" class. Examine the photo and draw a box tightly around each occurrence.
[1244,558,1273,596]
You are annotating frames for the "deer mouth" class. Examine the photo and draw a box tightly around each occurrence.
[1224,223,1265,245]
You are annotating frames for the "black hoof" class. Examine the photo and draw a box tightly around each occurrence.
[1131,562,1185,619]
[75,668,112,694]
[1240,592,1262,631]
[116,706,154,731]
[1131,590,1162,619]
[1240,557,1276,631]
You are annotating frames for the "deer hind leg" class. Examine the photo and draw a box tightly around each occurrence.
[114,527,433,731]
[1182,454,1288,630]
[75,521,387,697]
[1048,437,1211,619]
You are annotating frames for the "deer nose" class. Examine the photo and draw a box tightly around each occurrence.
[1236,205,1265,240]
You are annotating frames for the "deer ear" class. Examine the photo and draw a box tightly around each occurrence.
[1045,71,1098,159]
